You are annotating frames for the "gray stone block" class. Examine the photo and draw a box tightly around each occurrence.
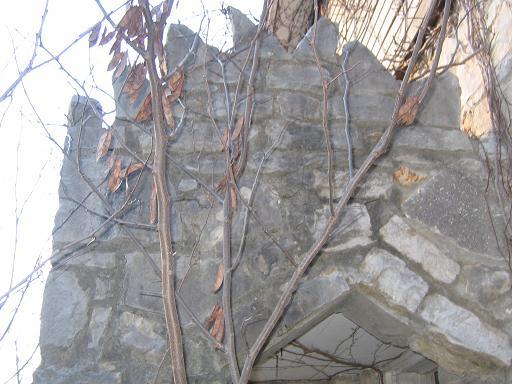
[403,159,502,257]
[267,62,329,92]
[420,294,512,366]
[380,215,460,284]
[360,248,429,313]
[40,270,89,348]
[293,17,339,63]
[393,125,473,153]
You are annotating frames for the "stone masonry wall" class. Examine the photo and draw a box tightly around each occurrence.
[35,11,512,384]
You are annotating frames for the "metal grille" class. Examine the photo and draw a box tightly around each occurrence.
[326,0,438,78]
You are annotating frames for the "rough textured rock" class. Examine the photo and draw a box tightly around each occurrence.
[39,271,89,348]
[35,10,512,384]
[379,215,460,284]
[420,295,512,366]
[360,248,428,312]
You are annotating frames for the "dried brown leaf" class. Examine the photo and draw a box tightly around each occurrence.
[108,51,124,71]
[211,306,224,342]
[205,304,220,330]
[150,179,158,224]
[398,96,419,126]
[162,94,174,129]
[89,23,102,47]
[167,69,184,102]
[159,55,168,77]
[109,37,122,56]
[108,158,123,193]
[96,130,112,162]
[113,51,128,80]
[125,162,145,177]
[99,29,116,46]
[135,94,152,122]
[212,263,224,293]
[125,63,147,103]
[119,6,143,38]
[393,165,426,186]
[232,115,244,141]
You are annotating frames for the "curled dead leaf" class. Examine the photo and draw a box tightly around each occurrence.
[113,51,128,80]
[393,165,426,186]
[96,130,112,162]
[89,23,102,47]
[108,51,125,71]
[397,96,419,126]
[109,37,121,56]
[125,63,147,103]
[212,263,224,293]
[150,179,158,224]
[124,162,145,177]
[118,6,143,38]
[167,69,184,102]
[135,94,152,122]
[162,94,174,129]
[99,29,115,46]
[206,304,224,343]
[108,158,123,193]
[232,115,244,141]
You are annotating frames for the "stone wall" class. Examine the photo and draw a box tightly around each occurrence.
[34,11,512,384]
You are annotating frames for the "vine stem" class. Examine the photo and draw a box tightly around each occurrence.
[140,3,187,384]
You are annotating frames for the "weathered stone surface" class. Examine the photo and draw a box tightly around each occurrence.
[294,17,338,62]
[66,251,117,269]
[88,307,111,348]
[393,125,473,153]
[360,248,428,312]
[68,95,103,129]
[380,215,460,284]
[267,62,329,92]
[34,366,121,384]
[118,312,166,363]
[403,159,502,257]
[420,294,512,366]
[123,252,162,312]
[413,74,461,129]
[165,24,207,72]
[323,203,374,253]
[40,270,89,348]
[227,6,257,47]
[456,264,511,303]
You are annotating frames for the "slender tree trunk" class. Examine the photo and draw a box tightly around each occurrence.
[263,0,318,51]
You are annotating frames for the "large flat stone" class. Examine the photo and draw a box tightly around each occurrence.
[403,159,502,257]
[380,215,460,284]
[118,312,166,363]
[361,248,428,312]
[420,294,512,366]
[413,74,461,129]
[267,63,328,92]
[40,270,89,348]
[393,126,473,153]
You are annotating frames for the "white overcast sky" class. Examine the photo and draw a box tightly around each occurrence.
[0,1,262,383]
